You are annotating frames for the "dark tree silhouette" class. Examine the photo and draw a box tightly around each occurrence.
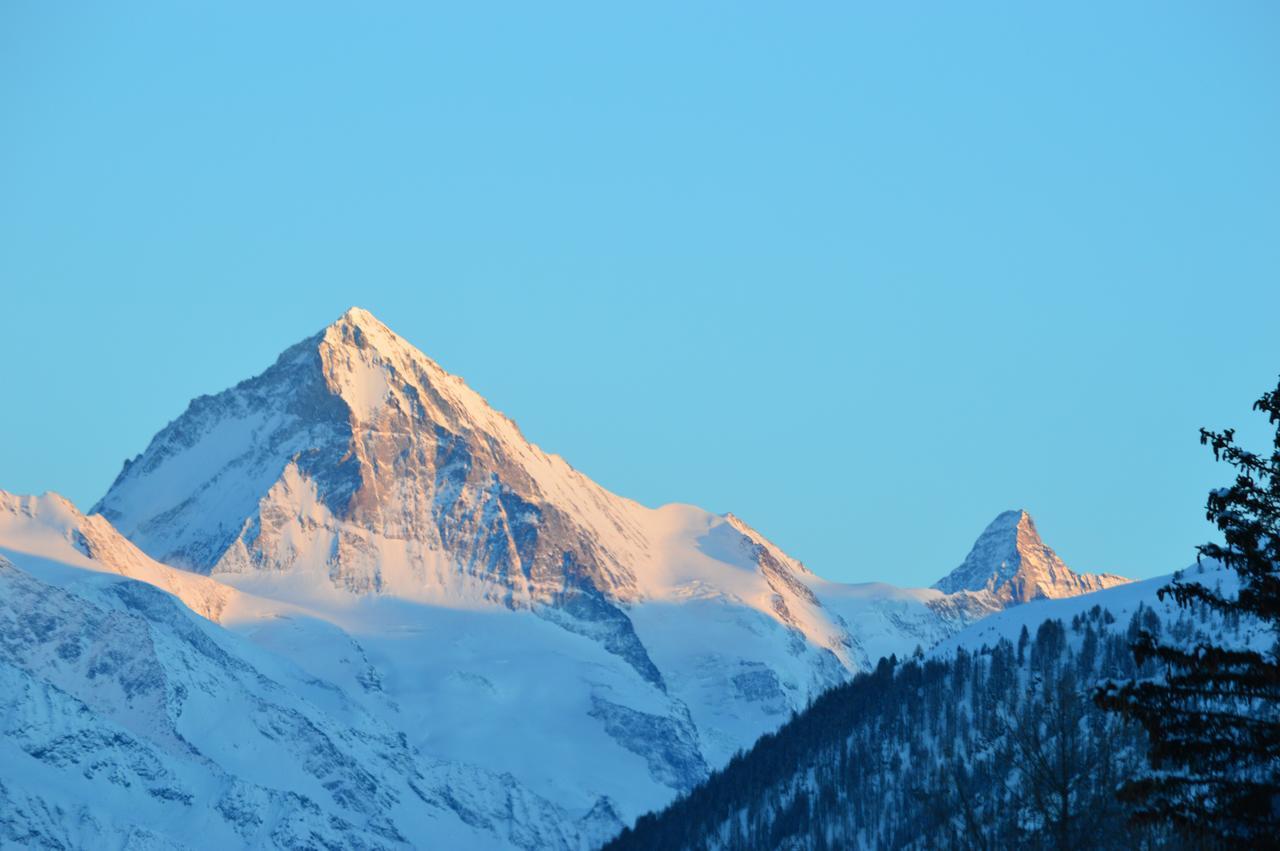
[1005,664,1129,850]
[1097,376,1280,840]
[605,610,1193,850]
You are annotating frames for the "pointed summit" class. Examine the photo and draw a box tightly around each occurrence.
[93,309,646,605]
[338,305,378,324]
[328,306,396,340]
[933,510,1128,606]
[321,306,417,364]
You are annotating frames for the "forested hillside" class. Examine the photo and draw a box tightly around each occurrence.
[607,593,1248,850]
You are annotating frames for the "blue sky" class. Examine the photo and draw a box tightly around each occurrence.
[2,2,1277,586]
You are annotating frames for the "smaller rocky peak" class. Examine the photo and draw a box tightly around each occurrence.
[933,509,1127,606]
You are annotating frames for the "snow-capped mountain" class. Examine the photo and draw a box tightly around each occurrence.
[94,308,644,599]
[933,509,1128,605]
[2,308,1132,848]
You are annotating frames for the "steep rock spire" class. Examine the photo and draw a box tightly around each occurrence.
[933,510,1128,605]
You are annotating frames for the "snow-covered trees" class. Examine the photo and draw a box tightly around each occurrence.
[1097,377,1280,841]
[606,609,1202,850]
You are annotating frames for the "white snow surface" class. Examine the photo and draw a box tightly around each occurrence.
[0,496,587,850]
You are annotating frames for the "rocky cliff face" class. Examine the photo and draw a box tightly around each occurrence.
[932,509,1129,605]
[95,308,644,606]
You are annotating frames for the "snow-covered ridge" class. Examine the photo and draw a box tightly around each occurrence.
[0,490,246,622]
[933,558,1248,658]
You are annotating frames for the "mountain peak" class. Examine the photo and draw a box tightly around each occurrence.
[982,508,1031,535]
[322,306,408,357]
[331,306,394,336]
[933,510,1128,605]
[339,305,378,324]
[94,307,648,605]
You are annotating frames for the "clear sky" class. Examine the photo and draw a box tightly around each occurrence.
[2,3,1277,586]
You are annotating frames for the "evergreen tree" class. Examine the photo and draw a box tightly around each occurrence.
[1096,377,1280,841]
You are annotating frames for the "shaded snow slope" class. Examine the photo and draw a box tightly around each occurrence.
[0,522,603,849]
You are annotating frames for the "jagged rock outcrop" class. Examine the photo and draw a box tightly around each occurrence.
[933,509,1129,605]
